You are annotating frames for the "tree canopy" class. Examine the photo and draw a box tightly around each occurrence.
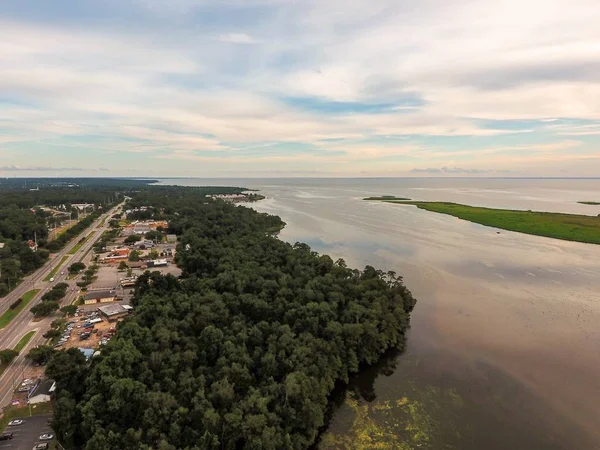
[49,186,416,450]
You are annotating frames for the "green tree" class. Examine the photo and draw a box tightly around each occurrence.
[0,349,18,364]
[27,345,56,364]
[69,262,86,274]
[31,300,59,317]
[145,231,162,242]
[118,261,128,271]
[61,305,78,316]
[46,348,89,394]
[129,250,141,262]
[43,329,61,340]
[124,235,142,244]
[147,250,159,260]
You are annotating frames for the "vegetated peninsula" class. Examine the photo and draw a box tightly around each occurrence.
[366,199,600,245]
[363,195,411,201]
[49,186,416,449]
[579,201,600,205]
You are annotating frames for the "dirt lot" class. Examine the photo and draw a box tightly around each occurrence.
[62,317,118,351]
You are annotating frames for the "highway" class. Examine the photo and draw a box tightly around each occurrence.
[0,203,122,410]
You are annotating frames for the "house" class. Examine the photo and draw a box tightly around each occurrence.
[84,289,117,305]
[166,234,177,243]
[28,379,55,405]
[98,303,130,322]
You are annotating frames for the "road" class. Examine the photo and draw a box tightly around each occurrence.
[0,204,122,410]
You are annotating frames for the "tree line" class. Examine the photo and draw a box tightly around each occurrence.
[47,186,416,449]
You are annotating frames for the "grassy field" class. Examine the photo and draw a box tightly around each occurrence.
[363,195,411,201]
[579,201,600,205]
[14,330,36,353]
[0,402,53,433]
[0,289,40,329]
[68,232,94,255]
[43,255,69,281]
[376,201,600,245]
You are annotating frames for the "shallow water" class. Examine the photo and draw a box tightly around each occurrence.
[159,178,600,449]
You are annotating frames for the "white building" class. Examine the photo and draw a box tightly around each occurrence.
[28,379,56,405]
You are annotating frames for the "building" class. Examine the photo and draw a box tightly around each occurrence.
[147,259,168,268]
[78,348,95,361]
[134,240,154,249]
[101,254,129,264]
[98,303,130,321]
[166,234,177,243]
[110,248,130,256]
[28,379,55,405]
[84,289,117,305]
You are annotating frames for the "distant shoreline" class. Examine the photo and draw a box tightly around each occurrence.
[365,199,600,245]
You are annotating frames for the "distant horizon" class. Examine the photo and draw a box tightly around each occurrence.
[2,175,600,181]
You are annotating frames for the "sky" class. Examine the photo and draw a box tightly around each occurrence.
[0,0,599,178]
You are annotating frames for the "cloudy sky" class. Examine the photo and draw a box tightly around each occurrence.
[1,0,599,177]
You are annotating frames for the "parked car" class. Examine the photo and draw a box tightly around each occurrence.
[8,419,24,426]
[33,444,49,450]
[0,433,14,440]
[39,433,54,440]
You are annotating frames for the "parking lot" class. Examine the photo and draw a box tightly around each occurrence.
[0,415,53,450]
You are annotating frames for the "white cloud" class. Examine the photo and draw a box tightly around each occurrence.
[0,0,599,175]
[216,33,261,44]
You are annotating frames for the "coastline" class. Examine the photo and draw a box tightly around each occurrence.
[366,199,600,245]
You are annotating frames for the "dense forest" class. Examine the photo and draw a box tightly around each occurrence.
[0,179,153,296]
[48,186,416,449]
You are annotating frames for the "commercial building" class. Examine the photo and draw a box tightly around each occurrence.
[84,289,117,305]
[98,303,130,321]
[147,259,168,268]
[28,379,55,405]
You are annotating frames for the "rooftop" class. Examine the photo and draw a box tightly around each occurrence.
[30,379,55,398]
[85,289,116,300]
[78,348,95,361]
[98,303,127,316]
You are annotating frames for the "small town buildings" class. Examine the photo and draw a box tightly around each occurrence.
[98,303,129,322]
[84,289,117,305]
[28,379,56,405]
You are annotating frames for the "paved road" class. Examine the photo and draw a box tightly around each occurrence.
[0,204,122,410]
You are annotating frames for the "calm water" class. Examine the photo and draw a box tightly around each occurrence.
[159,178,600,449]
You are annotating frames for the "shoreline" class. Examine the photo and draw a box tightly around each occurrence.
[366,199,600,245]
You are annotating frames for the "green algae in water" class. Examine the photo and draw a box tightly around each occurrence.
[320,384,466,449]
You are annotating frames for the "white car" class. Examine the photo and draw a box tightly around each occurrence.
[39,433,54,440]
[33,443,49,450]
[8,419,24,426]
